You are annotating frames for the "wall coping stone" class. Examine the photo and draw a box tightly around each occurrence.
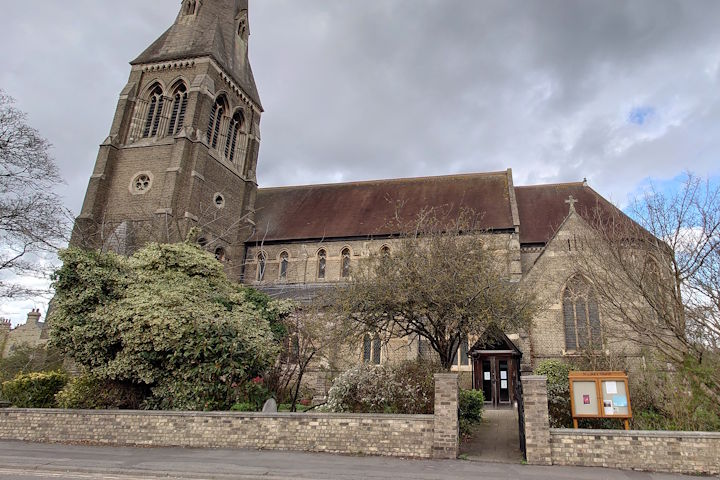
[521,375,548,381]
[551,428,720,440]
[0,408,433,422]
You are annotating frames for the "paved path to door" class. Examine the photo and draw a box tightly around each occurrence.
[0,440,707,479]
[460,408,523,463]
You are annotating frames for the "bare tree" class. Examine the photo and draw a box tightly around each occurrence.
[574,173,720,402]
[331,207,539,371]
[0,91,70,299]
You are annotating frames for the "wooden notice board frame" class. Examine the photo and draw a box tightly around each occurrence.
[568,371,632,430]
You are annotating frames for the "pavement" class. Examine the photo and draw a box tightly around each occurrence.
[0,440,714,480]
[459,407,523,463]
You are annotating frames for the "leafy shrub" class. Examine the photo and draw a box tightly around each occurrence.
[324,361,436,414]
[230,402,257,412]
[534,360,574,428]
[2,371,68,408]
[50,244,292,411]
[459,389,484,436]
[629,361,720,432]
[240,377,271,411]
[55,375,146,410]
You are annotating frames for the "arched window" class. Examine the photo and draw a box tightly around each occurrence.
[207,96,226,149]
[563,276,602,350]
[363,334,372,362]
[279,251,289,279]
[214,247,226,262]
[143,84,165,138]
[257,252,266,281]
[380,245,390,257]
[341,248,351,278]
[167,83,188,136]
[184,0,197,15]
[317,249,326,279]
[372,334,381,364]
[225,110,244,163]
[362,334,381,364]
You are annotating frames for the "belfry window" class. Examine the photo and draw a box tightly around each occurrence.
[225,111,244,164]
[167,83,188,136]
[341,248,351,278]
[563,276,602,351]
[317,249,326,279]
[279,251,289,280]
[185,0,195,15]
[143,85,164,138]
[207,97,226,149]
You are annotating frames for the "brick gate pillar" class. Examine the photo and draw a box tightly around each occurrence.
[522,375,552,465]
[432,373,459,459]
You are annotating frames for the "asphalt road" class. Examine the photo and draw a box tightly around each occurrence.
[0,440,714,480]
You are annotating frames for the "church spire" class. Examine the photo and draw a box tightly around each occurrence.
[131,0,260,108]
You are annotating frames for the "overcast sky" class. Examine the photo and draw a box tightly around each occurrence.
[1,0,720,324]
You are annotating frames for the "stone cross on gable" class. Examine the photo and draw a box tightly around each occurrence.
[565,195,578,213]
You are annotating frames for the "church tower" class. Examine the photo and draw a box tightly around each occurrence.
[75,0,262,278]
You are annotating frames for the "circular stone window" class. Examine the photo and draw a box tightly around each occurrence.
[130,172,153,195]
[214,193,225,209]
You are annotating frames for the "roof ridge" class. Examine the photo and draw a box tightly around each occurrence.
[257,170,509,192]
[515,181,585,189]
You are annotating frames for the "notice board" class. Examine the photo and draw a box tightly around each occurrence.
[568,371,632,429]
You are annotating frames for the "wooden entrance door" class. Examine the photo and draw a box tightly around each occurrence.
[473,354,516,408]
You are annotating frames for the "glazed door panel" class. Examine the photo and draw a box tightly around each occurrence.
[474,355,515,407]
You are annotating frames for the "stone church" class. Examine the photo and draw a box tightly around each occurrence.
[76,0,642,405]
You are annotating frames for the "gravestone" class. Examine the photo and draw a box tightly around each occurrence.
[262,398,277,413]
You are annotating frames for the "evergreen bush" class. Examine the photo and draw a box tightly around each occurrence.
[459,389,484,436]
[2,371,68,408]
[534,359,574,428]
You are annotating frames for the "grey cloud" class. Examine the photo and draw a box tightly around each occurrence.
[1,0,719,212]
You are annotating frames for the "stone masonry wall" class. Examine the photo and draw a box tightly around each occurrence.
[432,373,459,459]
[521,375,552,465]
[0,374,459,459]
[550,429,720,476]
[523,373,720,475]
[0,410,434,458]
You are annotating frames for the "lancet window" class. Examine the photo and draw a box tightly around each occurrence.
[142,84,165,138]
[167,83,188,136]
[563,275,602,350]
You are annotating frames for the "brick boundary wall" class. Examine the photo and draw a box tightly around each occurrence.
[522,374,720,475]
[432,373,459,459]
[0,374,459,460]
[521,375,552,465]
[0,410,435,458]
[550,429,720,476]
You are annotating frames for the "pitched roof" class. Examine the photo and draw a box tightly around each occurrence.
[515,182,627,244]
[131,0,261,108]
[251,171,515,242]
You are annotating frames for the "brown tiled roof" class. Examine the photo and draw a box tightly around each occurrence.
[515,183,626,244]
[251,171,515,242]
